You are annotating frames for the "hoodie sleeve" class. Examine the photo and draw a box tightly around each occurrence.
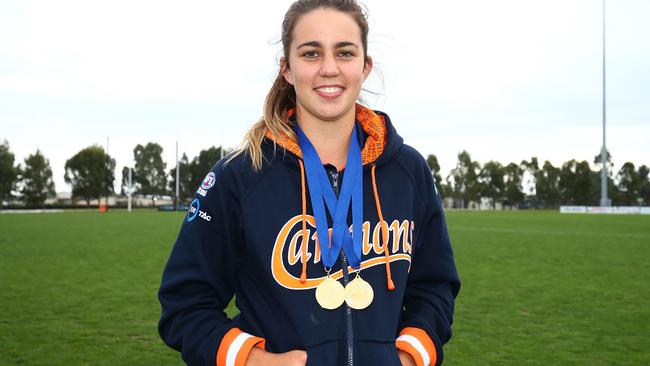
[396,162,461,366]
[158,165,265,366]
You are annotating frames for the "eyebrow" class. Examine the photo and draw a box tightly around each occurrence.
[297,41,359,49]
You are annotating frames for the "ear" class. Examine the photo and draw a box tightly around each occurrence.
[363,56,373,81]
[280,56,294,85]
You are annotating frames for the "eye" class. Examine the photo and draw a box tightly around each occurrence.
[338,50,354,58]
[303,50,319,58]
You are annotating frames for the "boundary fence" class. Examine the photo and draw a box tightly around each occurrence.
[560,206,650,215]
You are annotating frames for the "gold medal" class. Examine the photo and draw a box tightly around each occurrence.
[344,274,374,310]
[315,277,345,310]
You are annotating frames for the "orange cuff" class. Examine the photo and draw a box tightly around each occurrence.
[395,327,437,366]
[216,327,266,366]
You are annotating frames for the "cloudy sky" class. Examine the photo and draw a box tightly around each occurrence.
[1,0,648,193]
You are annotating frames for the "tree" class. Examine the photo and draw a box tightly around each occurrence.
[0,140,19,205]
[535,161,561,208]
[20,150,56,208]
[479,161,504,208]
[190,146,223,190]
[520,157,540,208]
[64,145,115,206]
[133,142,167,205]
[120,166,132,196]
[426,154,443,194]
[593,149,617,204]
[637,165,650,205]
[439,180,453,199]
[447,150,481,208]
[615,162,640,205]
[520,157,539,197]
[503,162,525,208]
[559,160,594,205]
[168,153,194,203]
[593,149,614,177]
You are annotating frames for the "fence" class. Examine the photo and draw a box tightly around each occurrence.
[560,206,650,215]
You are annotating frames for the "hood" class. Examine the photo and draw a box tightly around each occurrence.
[264,103,403,168]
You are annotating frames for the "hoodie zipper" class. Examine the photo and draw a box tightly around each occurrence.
[328,169,354,366]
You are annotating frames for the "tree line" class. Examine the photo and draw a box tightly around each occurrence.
[0,141,56,208]
[1,139,648,208]
[427,150,650,208]
[0,140,226,208]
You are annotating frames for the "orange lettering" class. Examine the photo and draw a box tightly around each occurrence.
[406,221,414,254]
[271,215,413,290]
[288,230,312,266]
[372,220,389,255]
[362,221,372,255]
[287,231,300,266]
[271,215,323,290]
[390,220,399,252]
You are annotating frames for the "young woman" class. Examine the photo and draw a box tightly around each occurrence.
[158,1,460,365]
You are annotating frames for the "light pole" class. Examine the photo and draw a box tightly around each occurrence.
[600,0,609,207]
[127,167,133,212]
[105,136,110,211]
[175,140,180,210]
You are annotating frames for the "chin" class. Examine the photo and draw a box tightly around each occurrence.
[314,102,356,122]
[315,110,346,122]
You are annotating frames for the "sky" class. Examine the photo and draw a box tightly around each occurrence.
[1,0,648,193]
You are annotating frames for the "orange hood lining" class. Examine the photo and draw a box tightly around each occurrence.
[264,104,387,165]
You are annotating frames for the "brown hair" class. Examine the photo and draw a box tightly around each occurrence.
[232,0,370,170]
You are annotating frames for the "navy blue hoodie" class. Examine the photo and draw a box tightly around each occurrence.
[158,105,460,366]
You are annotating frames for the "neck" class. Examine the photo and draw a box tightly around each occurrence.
[296,108,356,171]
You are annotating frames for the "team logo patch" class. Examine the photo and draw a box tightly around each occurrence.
[197,172,216,197]
[201,172,216,190]
[187,199,200,222]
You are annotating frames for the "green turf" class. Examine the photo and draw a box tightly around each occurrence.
[444,210,650,366]
[0,210,648,365]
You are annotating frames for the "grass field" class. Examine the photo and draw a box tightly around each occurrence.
[1,209,649,365]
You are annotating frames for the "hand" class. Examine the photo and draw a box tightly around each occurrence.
[245,348,307,366]
[398,350,416,366]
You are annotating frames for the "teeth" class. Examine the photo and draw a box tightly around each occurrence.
[317,87,342,93]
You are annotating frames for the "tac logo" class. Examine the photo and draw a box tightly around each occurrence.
[187,198,212,222]
[197,172,216,197]
[187,199,200,222]
[199,210,212,222]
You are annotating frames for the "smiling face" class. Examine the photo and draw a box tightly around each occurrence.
[282,7,372,125]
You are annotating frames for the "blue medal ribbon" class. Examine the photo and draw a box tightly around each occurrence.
[296,123,364,270]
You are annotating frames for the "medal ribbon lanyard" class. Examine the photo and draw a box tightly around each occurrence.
[296,124,364,270]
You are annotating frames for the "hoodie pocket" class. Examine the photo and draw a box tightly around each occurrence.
[304,341,340,366]
[304,339,401,366]
[356,340,402,366]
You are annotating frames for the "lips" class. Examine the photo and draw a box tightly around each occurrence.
[314,85,344,99]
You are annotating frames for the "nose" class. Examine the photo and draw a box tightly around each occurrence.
[319,53,339,77]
